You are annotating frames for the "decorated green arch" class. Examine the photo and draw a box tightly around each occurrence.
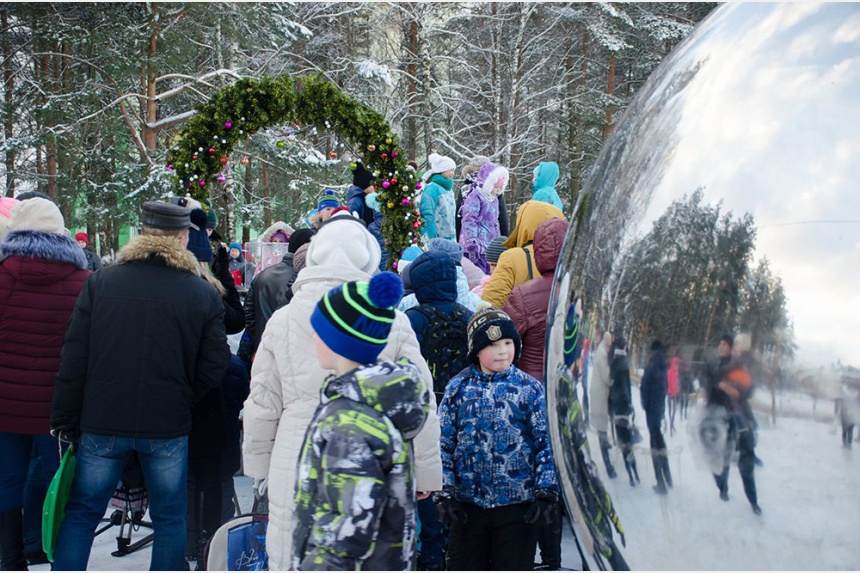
[167,73,423,270]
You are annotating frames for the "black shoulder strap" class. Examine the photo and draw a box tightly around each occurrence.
[523,246,534,280]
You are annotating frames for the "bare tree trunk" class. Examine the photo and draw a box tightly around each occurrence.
[405,15,419,159]
[507,3,532,202]
[141,6,160,153]
[567,27,589,207]
[2,7,15,197]
[418,15,433,156]
[602,55,617,142]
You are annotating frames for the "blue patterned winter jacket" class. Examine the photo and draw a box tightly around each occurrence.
[439,364,557,508]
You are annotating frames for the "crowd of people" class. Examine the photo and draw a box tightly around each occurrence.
[585,329,764,515]
[0,149,791,570]
[0,153,575,571]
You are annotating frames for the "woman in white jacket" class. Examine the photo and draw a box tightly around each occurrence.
[242,213,442,570]
[589,331,616,479]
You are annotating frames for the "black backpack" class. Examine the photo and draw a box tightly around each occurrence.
[407,304,471,405]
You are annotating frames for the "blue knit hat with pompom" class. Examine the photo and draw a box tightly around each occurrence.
[311,271,404,364]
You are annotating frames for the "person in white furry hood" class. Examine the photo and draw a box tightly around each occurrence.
[241,212,442,570]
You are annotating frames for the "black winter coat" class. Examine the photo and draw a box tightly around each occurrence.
[609,352,633,418]
[639,349,668,433]
[210,244,245,335]
[243,253,297,353]
[220,354,251,477]
[52,235,230,439]
[82,248,102,272]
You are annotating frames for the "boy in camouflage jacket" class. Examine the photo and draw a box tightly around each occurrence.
[291,272,430,570]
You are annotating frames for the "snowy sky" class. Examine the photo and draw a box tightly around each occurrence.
[627,3,860,369]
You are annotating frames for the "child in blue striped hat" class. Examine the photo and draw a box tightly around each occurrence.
[316,189,340,223]
[292,271,430,570]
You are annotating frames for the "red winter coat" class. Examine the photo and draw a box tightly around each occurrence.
[503,218,569,381]
[0,230,90,435]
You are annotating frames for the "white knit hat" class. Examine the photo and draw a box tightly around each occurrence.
[428,153,456,175]
[9,198,65,234]
[306,212,381,274]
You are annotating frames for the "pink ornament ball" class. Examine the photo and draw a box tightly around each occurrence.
[401,198,411,206]
[391,152,399,158]
[167,164,173,170]
[198,180,206,187]
[382,180,391,189]
[224,122,232,129]
[415,182,423,190]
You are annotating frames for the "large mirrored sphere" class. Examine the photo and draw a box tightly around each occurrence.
[547,3,860,570]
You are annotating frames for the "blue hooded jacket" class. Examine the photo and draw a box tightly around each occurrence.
[404,252,471,346]
[365,193,389,271]
[531,162,563,212]
[439,364,558,508]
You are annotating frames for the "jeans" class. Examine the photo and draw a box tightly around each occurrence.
[416,496,446,566]
[23,450,49,554]
[0,432,61,513]
[53,433,188,571]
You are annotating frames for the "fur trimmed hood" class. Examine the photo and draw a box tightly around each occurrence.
[117,234,225,296]
[476,163,509,199]
[260,220,294,242]
[1,229,87,270]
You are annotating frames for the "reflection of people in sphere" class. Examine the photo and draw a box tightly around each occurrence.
[712,333,762,515]
[640,340,672,495]
[835,385,859,448]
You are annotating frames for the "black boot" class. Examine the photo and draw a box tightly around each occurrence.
[601,443,617,479]
[660,452,673,489]
[651,454,667,495]
[0,509,28,571]
[599,433,617,479]
[624,458,636,487]
[623,451,639,486]
[714,467,729,500]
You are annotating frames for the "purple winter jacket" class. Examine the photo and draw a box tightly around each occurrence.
[459,163,508,273]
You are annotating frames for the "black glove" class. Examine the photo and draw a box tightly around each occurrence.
[524,489,559,525]
[50,416,80,447]
[433,490,468,525]
[211,245,233,287]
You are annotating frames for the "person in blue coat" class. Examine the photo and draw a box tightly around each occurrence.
[436,305,558,571]
[420,153,457,241]
[639,340,672,494]
[365,192,390,271]
[347,161,376,227]
[531,162,564,212]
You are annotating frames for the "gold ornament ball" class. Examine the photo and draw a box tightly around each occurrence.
[367,144,376,152]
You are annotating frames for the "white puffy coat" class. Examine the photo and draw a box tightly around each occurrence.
[242,263,442,570]
[589,339,613,434]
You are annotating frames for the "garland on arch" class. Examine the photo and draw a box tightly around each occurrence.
[167,73,424,270]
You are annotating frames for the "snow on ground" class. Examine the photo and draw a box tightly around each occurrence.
[583,386,860,570]
[30,392,857,571]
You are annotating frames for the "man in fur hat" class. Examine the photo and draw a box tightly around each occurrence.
[50,200,231,571]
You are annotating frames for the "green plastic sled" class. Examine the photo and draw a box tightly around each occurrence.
[42,445,76,562]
